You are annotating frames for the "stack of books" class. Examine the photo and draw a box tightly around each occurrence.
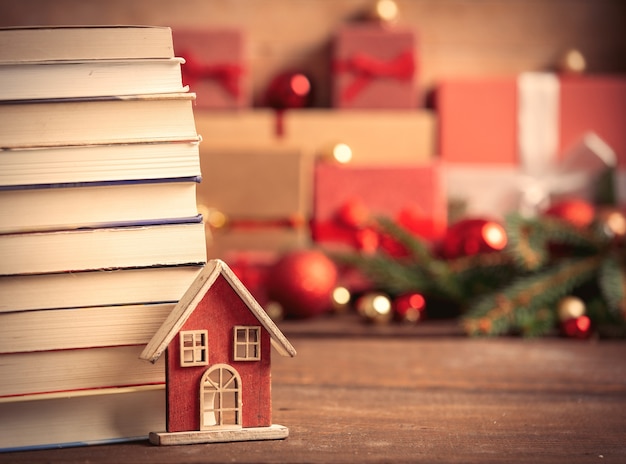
[0,26,207,451]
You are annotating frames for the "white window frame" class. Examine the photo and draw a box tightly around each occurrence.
[179,329,209,367]
[233,326,261,361]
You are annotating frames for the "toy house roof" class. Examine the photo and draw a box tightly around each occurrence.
[140,259,296,363]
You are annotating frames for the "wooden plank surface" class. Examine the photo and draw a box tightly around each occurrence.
[3,317,625,463]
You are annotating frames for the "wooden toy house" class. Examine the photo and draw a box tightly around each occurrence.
[140,259,296,445]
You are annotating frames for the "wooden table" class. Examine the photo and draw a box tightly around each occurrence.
[2,316,625,463]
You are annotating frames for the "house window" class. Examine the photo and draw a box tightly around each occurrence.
[200,364,242,429]
[233,326,261,361]
[179,330,209,367]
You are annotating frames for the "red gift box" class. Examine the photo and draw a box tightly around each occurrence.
[173,29,249,109]
[559,76,626,168]
[437,74,626,168]
[311,162,446,250]
[332,24,417,109]
[438,73,626,214]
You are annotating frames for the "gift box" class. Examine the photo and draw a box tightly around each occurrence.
[437,73,626,167]
[197,147,311,258]
[437,73,626,214]
[195,109,436,165]
[560,75,626,167]
[194,110,276,149]
[173,29,249,109]
[332,24,417,109]
[283,109,435,164]
[444,132,618,218]
[311,162,447,250]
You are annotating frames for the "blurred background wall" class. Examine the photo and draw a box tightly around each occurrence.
[1,0,624,106]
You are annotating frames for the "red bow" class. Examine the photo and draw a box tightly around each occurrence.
[181,52,244,97]
[334,50,415,102]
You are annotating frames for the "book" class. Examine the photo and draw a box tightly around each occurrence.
[0,26,174,62]
[0,24,205,453]
[0,58,188,101]
[0,303,175,354]
[0,265,204,313]
[0,178,201,234]
[0,139,200,187]
[0,345,164,398]
[0,93,197,149]
[0,385,166,451]
[0,217,207,276]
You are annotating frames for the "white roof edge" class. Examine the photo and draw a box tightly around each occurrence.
[140,259,296,364]
[218,260,297,358]
[139,260,222,363]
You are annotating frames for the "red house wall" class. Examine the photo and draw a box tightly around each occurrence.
[166,274,272,432]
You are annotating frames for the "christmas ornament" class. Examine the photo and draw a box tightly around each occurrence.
[558,48,586,74]
[266,249,338,319]
[336,198,370,228]
[265,70,313,137]
[393,292,426,323]
[265,71,313,110]
[366,0,399,23]
[561,315,592,339]
[354,227,380,254]
[330,286,352,313]
[320,142,353,164]
[557,296,586,322]
[356,292,393,324]
[544,199,595,228]
[597,207,626,240]
[439,218,507,259]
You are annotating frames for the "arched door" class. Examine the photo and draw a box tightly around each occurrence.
[200,364,242,429]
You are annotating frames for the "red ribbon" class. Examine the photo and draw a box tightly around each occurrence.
[181,52,243,97]
[210,214,305,232]
[333,50,415,102]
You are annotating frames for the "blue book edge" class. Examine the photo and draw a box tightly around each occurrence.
[0,175,202,192]
[0,435,150,453]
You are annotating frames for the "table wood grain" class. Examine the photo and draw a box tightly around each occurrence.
[2,317,625,463]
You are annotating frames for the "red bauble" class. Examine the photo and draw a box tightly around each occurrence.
[264,71,313,109]
[561,315,592,339]
[393,292,426,323]
[336,198,369,228]
[439,218,508,259]
[266,250,338,319]
[544,199,595,228]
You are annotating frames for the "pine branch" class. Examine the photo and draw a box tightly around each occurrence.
[505,213,549,271]
[505,213,605,271]
[598,256,626,315]
[462,255,602,337]
[448,252,518,300]
[334,252,432,295]
[540,216,604,250]
[375,216,434,264]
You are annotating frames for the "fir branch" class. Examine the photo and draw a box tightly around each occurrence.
[375,216,433,264]
[462,255,603,337]
[505,213,605,271]
[448,252,518,300]
[334,252,432,295]
[598,256,626,315]
[505,213,548,271]
[371,216,466,300]
[540,216,605,251]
